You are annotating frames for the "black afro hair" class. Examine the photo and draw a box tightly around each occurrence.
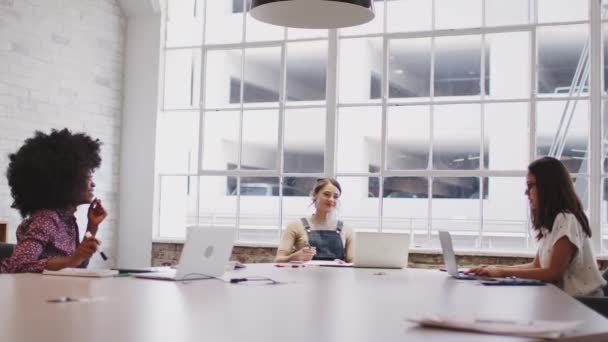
[7,128,102,217]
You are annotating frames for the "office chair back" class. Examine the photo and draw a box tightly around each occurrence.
[0,243,14,260]
[576,269,608,318]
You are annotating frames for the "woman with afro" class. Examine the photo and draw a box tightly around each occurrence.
[0,129,107,273]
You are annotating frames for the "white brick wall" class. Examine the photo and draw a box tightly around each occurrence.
[0,0,125,267]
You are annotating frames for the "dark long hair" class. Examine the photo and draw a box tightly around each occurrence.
[528,156,590,240]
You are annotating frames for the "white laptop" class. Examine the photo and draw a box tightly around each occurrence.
[134,226,235,281]
[438,230,486,280]
[353,232,410,269]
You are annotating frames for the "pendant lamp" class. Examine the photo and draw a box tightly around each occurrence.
[249,0,375,29]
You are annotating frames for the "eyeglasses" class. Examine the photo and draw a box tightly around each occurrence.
[525,182,537,192]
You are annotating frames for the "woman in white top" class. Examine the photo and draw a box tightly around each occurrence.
[275,178,354,263]
[469,157,606,296]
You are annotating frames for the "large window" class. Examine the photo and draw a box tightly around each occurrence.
[157,0,608,253]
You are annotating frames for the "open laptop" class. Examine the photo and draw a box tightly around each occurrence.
[353,232,410,269]
[438,230,487,280]
[134,226,235,281]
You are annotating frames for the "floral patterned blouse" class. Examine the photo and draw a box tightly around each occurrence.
[0,209,88,273]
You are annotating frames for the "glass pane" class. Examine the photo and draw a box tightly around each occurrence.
[282,177,321,227]
[337,106,382,173]
[536,100,589,174]
[205,0,243,45]
[484,0,530,27]
[432,177,481,249]
[282,177,317,197]
[336,176,380,231]
[484,103,529,170]
[287,27,328,40]
[389,38,431,99]
[245,2,284,42]
[387,106,430,170]
[287,28,327,40]
[339,38,383,104]
[604,100,608,173]
[156,111,199,174]
[286,41,327,103]
[164,49,201,109]
[602,178,608,253]
[537,25,589,95]
[166,0,203,47]
[244,47,281,105]
[202,110,239,170]
[485,32,530,100]
[434,35,483,97]
[572,176,589,211]
[481,177,530,250]
[433,104,481,170]
[604,25,608,93]
[198,176,237,228]
[538,0,588,23]
[433,177,484,199]
[340,0,385,36]
[238,177,280,242]
[233,176,278,196]
[382,177,428,245]
[435,0,482,30]
[284,108,325,173]
[387,0,432,33]
[159,175,198,239]
[204,49,242,109]
[242,110,278,170]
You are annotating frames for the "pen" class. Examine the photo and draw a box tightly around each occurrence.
[85,232,108,261]
[275,264,305,268]
[48,296,79,303]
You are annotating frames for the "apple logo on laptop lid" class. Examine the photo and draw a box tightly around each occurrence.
[204,245,214,258]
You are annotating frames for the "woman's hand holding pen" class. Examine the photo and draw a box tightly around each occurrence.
[292,246,316,262]
[71,234,100,266]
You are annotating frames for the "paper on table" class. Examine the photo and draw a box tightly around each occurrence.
[407,315,581,339]
[43,268,119,278]
[306,260,353,267]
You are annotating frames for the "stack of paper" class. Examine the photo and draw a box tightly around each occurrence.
[408,315,581,339]
[43,268,119,278]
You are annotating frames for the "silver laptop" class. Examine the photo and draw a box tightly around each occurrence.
[438,230,487,280]
[134,226,235,281]
[353,232,410,269]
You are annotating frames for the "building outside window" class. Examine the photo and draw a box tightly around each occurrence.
[156,0,608,253]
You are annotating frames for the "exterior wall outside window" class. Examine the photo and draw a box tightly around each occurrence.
[156,0,608,253]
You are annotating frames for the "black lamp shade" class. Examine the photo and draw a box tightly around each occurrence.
[249,0,375,29]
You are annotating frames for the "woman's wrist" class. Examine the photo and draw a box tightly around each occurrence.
[86,223,99,234]
[46,255,82,270]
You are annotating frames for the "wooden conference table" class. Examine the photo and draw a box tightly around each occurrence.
[1,264,607,342]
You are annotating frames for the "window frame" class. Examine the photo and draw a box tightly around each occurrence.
[156,0,607,254]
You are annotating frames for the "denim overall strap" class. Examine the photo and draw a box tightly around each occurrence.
[302,217,346,261]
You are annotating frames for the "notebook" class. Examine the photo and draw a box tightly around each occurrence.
[438,231,491,280]
[353,232,410,269]
[408,315,580,339]
[43,268,119,278]
[134,226,235,281]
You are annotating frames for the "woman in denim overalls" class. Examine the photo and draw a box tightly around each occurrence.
[275,178,353,263]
